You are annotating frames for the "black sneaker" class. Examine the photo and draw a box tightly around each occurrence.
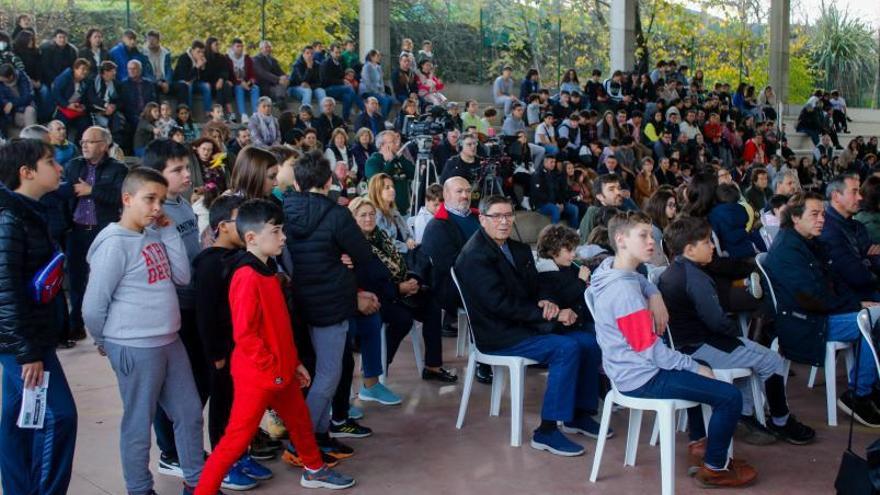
[766,415,816,445]
[249,430,279,461]
[329,419,373,439]
[157,452,183,478]
[422,367,459,383]
[838,390,880,428]
[734,415,777,445]
[317,436,354,460]
[476,363,493,385]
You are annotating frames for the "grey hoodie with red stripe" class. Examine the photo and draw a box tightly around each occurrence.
[589,257,699,393]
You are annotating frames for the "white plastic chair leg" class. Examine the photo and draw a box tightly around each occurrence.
[650,413,660,446]
[825,346,839,426]
[379,324,388,385]
[782,358,791,386]
[455,353,477,429]
[651,409,687,446]
[808,366,818,388]
[738,313,750,338]
[410,323,425,375]
[750,375,766,426]
[678,409,689,431]
[658,404,676,495]
[510,364,526,447]
[844,347,855,376]
[589,392,615,483]
[623,409,644,466]
[456,310,468,357]
[490,365,507,416]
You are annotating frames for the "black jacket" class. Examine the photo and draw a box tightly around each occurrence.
[454,228,555,352]
[64,155,128,228]
[203,54,231,85]
[40,41,78,86]
[658,256,742,353]
[764,227,861,365]
[290,56,322,87]
[421,203,480,311]
[530,165,567,208]
[0,187,62,363]
[319,57,346,88]
[391,68,418,98]
[282,191,374,326]
[440,155,481,184]
[316,113,346,147]
[192,246,240,362]
[537,264,590,324]
[172,51,205,83]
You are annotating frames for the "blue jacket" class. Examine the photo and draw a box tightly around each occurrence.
[140,47,172,82]
[764,227,861,365]
[708,202,765,259]
[51,68,90,108]
[0,69,34,111]
[818,205,880,300]
[119,77,158,125]
[108,42,151,82]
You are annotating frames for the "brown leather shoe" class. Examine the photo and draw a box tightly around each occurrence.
[694,461,758,488]
[687,439,748,477]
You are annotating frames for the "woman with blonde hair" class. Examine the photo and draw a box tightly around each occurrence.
[367,173,414,253]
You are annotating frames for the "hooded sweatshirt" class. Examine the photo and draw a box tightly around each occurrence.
[83,223,191,347]
[192,246,239,362]
[229,251,300,389]
[162,195,200,308]
[589,257,699,392]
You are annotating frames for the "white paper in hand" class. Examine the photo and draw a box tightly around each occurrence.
[17,371,50,429]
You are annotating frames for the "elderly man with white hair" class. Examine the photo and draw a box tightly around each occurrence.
[119,58,157,130]
[252,40,288,102]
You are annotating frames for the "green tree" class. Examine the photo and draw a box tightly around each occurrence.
[809,3,877,106]
[140,0,356,68]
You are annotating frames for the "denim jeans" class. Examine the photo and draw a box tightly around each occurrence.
[625,370,742,469]
[234,84,261,118]
[175,81,212,112]
[488,331,601,422]
[324,85,363,120]
[361,92,394,118]
[0,350,78,495]
[536,202,579,228]
[828,311,879,396]
[288,85,327,109]
[350,314,383,378]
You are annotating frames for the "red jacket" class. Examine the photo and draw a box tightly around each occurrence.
[226,54,257,86]
[229,253,300,390]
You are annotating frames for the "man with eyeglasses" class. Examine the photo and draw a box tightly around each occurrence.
[454,195,605,456]
[63,126,127,341]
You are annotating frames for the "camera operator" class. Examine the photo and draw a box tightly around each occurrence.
[433,128,460,171]
[501,102,545,170]
[440,133,482,185]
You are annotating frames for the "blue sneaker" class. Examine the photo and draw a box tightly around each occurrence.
[237,454,273,481]
[300,465,356,489]
[561,417,614,439]
[348,404,364,420]
[358,383,402,405]
[530,428,585,456]
[221,461,259,490]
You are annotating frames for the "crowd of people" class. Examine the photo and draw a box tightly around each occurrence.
[1,14,880,495]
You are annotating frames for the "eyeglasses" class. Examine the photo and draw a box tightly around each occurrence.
[483,212,514,222]
[80,139,105,146]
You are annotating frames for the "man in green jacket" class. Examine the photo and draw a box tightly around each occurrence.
[365,130,415,213]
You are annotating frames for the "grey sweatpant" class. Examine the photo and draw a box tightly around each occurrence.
[306,321,349,434]
[104,338,204,494]
[691,337,786,416]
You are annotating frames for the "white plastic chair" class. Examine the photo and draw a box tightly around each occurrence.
[585,288,706,495]
[456,308,469,357]
[378,322,425,385]
[451,268,538,447]
[756,252,854,426]
[857,308,880,378]
[711,230,728,258]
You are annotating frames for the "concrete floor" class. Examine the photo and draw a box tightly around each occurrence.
[43,334,879,495]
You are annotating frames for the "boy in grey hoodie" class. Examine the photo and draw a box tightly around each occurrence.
[589,211,757,488]
[143,139,214,475]
[83,167,204,495]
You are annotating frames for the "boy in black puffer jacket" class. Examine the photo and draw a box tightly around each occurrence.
[0,138,77,495]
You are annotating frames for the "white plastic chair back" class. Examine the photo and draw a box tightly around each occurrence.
[857,308,880,379]
[754,252,778,312]
[450,268,477,350]
[711,230,728,258]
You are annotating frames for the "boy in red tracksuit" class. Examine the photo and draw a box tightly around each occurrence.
[196,199,355,494]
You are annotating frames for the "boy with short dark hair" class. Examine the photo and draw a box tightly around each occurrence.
[0,139,77,495]
[142,138,214,477]
[413,183,443,243]
[659,216,815,446]
[192,194,270,490]
[195,199,355,494]
[83,167,205,495]
[590,211,757,488]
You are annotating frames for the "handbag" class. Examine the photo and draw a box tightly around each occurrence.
[57,105,86,120]
[29,251,65,305]
[835,334,879,494]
